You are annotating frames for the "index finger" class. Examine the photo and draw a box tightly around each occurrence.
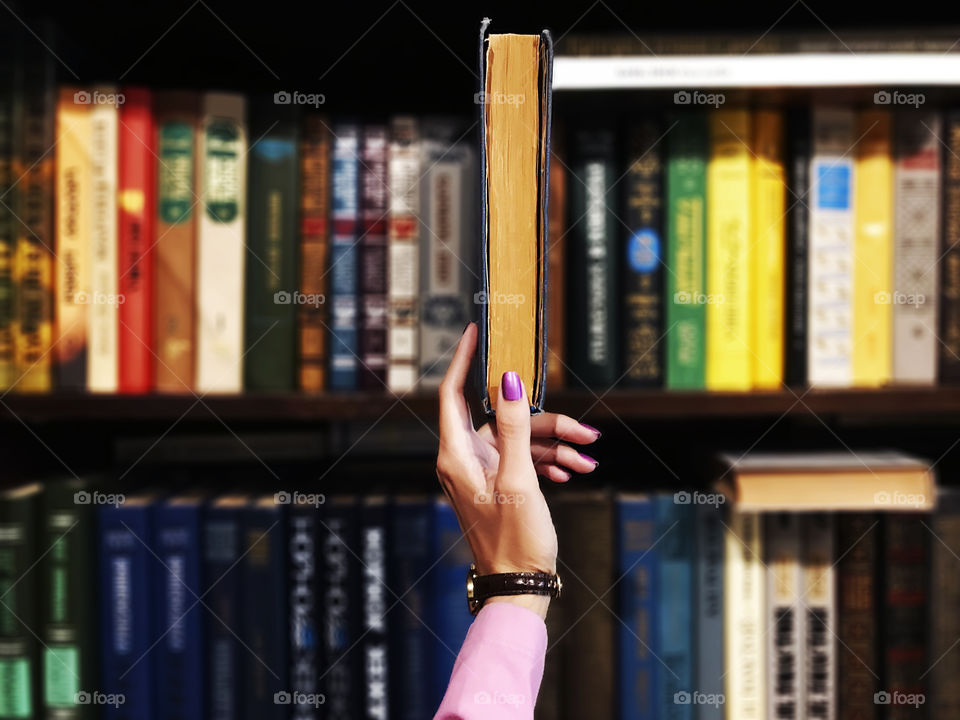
[438,323,477,435]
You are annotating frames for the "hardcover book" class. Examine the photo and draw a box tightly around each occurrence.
[765,513,804,720]
[361,497,390,720]
[546,124,566,388]
[785,110,810,387]
[0,36,16,390]
[802,513,836,720]
[359,124,390,390]
[940,112,960,383]
[330,123,361,391]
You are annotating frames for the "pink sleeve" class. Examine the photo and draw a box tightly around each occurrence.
[433,602,548,720]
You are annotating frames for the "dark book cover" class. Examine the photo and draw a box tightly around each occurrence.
[931,489,960,718]
[330,124,361,391]
[245,99,300,391]
[694,501,724,720]
[361,496,390,720]
[0,30,17,389]
[287,497,324,720]
[786,109,810,387]
[940,111,960,382]
[359,124,389,390]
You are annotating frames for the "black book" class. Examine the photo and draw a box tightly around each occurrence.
[785,109,810,387]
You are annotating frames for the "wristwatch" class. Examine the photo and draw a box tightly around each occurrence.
[466,563,562,615]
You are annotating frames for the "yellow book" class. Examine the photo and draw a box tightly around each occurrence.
[853,110,893,386]
[706,110,753,390]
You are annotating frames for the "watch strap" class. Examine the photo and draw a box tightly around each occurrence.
[467,564,561,615]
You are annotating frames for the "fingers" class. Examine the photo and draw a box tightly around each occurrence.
[530,440,599,474]
[494,371,535,491]
[537,464,571,484]
[530,412,601,445]
[438,323,477,437]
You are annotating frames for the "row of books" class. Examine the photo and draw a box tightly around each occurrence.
[560,106,960,391]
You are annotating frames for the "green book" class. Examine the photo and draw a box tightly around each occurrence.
[0,483,41,720]
[41,480,97,720]
[244,98,300,390]
[666,113,708,389]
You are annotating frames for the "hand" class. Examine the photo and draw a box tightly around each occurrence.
[435,323,600,616]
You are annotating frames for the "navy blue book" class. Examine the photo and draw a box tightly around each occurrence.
[321,496,362,718]
[389,497,433,720]
[428,499,473,710]
[361,496,390,719]
[617,493,658,719]
[330,123,361,390]
[694,501,725,720]
[154,494,205,720]
[243,496,288,720]
[98,494,156,720]
[288,499,324,720]
[204,495,248,720]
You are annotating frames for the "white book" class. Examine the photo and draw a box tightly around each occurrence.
[893,112,940,384]
[765,513,804,720]
[807,108,855,387]
[802,514,836,720]
[87,86,119,393]
[196,93,246,393]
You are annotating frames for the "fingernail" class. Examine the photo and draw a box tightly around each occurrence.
[462,322,471,334]
[502,371,522,402]
[580,423,602,438]
[579,453,599,468]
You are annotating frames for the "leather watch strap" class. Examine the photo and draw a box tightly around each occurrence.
[466,563,562,615]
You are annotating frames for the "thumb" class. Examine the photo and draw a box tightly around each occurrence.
[495,371,534,486]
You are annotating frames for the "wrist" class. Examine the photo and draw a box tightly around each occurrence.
[484,593,550,620]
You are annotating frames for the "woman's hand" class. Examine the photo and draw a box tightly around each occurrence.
[435,323,600,616]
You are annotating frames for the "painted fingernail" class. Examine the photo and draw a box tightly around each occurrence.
[502,371,522,401]
[579,453,599,468]
[580,423,602,438]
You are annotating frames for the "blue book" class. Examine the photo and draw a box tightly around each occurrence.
[617,493,658,720]
[98,494,156,720]
[287,500,323,720]
[154,495,205,720]
[330,123,361,390]
[428,498,473,710]
[204,495,248,720]
[361,496,390,720]
[694,502,725,720]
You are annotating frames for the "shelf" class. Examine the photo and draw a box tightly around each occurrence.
[2,387,960,424]
[552,54,960,89]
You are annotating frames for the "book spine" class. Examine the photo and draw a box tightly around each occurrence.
[98,504,154,720]
[621,121,664,387]
[893,112,940,385]
[930,491,960,718]
[694,501,724,720]
[359,125,389,390]
[940,112,960,383]
[54,89,91,390]
[298,115,331,393]
[706,110,753,390]
[853,110,893,387]
[724,510,765,720]
[14,46,55,392]
[154,92,199,392]
[418,133,475,387]
[117,87,156,393]
[803,513,836,720]
[288,503,323,720]
[155,503,204,720]
[751,110,786,389]
[617,495,657,719]
[546,129,566,388]
[386,116,420,393]
[0,488,39,719]
[765,513,804,720]
[836,513,878,720]
[808,108,855,387]
[0,39,16,389]
[786,110,810,387]
[361,498,390,720]
[87,88,120,392]
[196,92,246,393]
[569,129,618,387]
[665,113,707,390]
[330,125,360,391]
[244,104,299,391]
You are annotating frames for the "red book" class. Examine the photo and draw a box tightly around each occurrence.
[118,88,156,393]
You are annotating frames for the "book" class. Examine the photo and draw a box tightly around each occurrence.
[765,513,804,720]
[245,99,299,391]
[418,119,476,388]
[546,125,566,388]
[893,112,940,385]
[941,112,960,383]
[117,87,156,393]
[386,115,420,393]
[930,489,960,718]
[298,115,331,393]
[330,123,361,391]
[665,112,708,390]
[54,88,91,391]
[361,496,390,720]
[621,120,664,387]
[853,110,893,387]
[154,91,200,392]
[477,21,553,413]
[751,109,786,389]
[802,513,836,720]
[0,36,16,390]
[807,108,855,387]
[87,87,120,393]
[785,110,810,388]
[359,124,389,391]
[0,483,41,719]
[196,92,246,393]
[287,496,323,720]
[706,109,753,390]
[694,501,724,720]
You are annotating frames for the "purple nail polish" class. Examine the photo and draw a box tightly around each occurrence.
[579,453,599,467]
[580,423,602,438]
[502,371,522,401]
